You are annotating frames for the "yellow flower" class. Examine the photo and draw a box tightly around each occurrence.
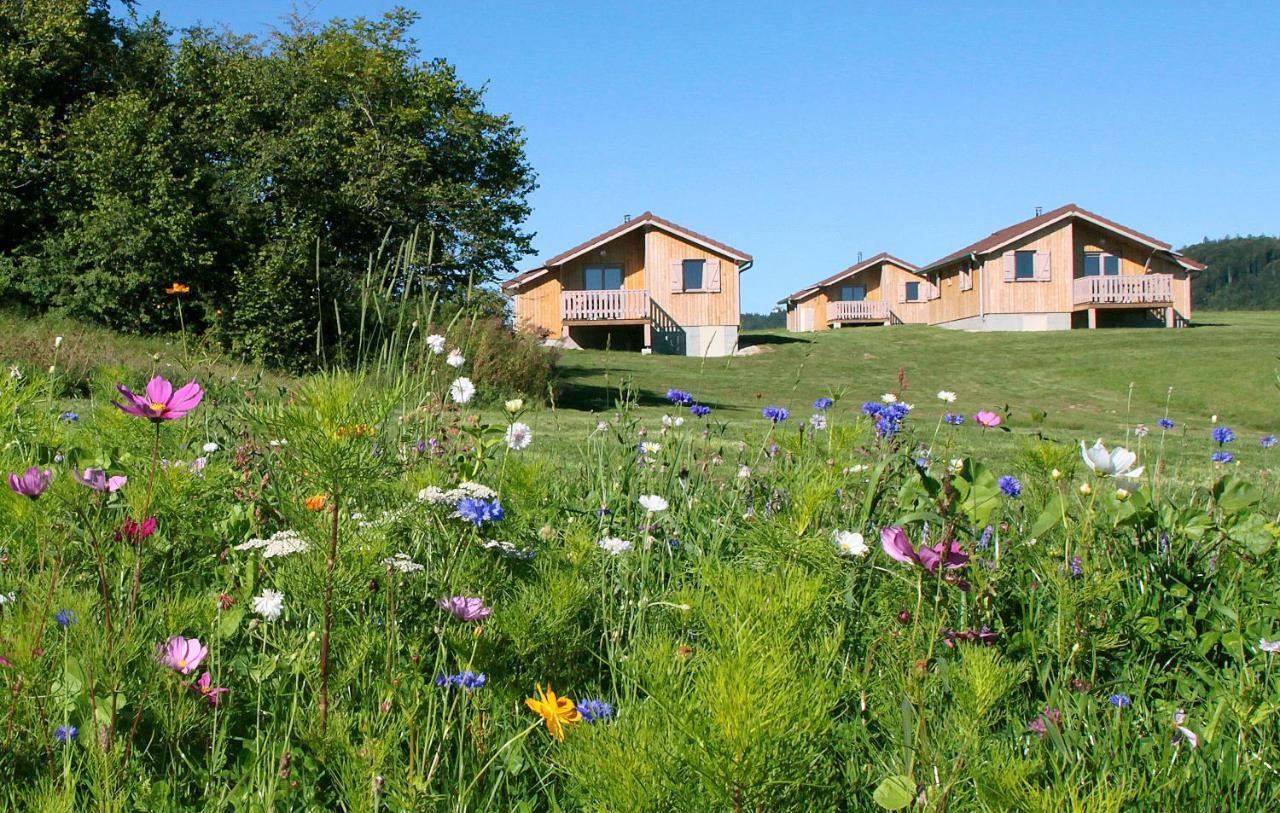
[525,683,580,741]
[305,493,329,512]
[166,282,190,295]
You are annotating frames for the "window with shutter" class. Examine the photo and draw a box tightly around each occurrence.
[905,281,920,302]
[704,259,721,292]
[960,267,973,291]
[669,260,682,292]
[1003,252,1016,281]
[1033,251,1051,281]
[681,259,705,291]
[1014,251,1036,280]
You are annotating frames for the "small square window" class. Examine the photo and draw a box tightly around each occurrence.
[682,259,704,291]
[1103,255,1120,276]
[905,281,920,301]
[1015,251,1036,280]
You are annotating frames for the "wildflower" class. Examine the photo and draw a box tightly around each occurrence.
[595,420,610,432]
[1172,710,1198,749]
[1261,435,1277,449]
[218,593,235,610]
[55,609,76,627]
[638,494,668,513]
[158,636,208,675]
[1050,468,1063,480]
[456,497,504,527]
[0,592,14,606]
[262,531,310,558]
[305,494,328,512]
[943,413,964,426]
[1108,694,1132,708]
[685,404,710,419]
[113,376,203,422]
[1069,556,1083,577]
[936,390,957,403]
[998,475,1022,498]
[8,467,53,499]
[833,530,868,557]
[1211,414,1219,424]
[941,626,998,647]
[880,526,969,576]
[55,725,78,743]
[7,364,19,379]
[481,539,536,559]
[449,377,475,405]
[881,393,898,403]
[1258,639,1280,653]
[446,349,465,368]
[436,671,487,690]
[439,596,492,622]
[426,334,446,354]
[54,336,63,349]
[114,516,157,543]
[762,406,789,422]
[505,398,524,413]
[252,589,284,621]
[1028,707,1063,738]
[666,389,694,407]
[505,422,533,451]
[1211,451,1234,464]
[1212,426,1236,445]
[1080,440,1144,479]
[525,683,581,741]
[810,414,828,430]
[59,412,79,422]
[1134,424,1149,438]
[813,397,835,410]
[165,282,190,295]
[576,699,615,724]
[190,672,229,706]
[977,525,994,550]
[1079,482,1092,496]
[383,553,425,573]
[1158,418,1175,430]
[974,410,1001,428]
[661,414,684,428]
[598,537,633,555]
[72,467,127,493]
[863,401,912,439]
[638,441,662,456]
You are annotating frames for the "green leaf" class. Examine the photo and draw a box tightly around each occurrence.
[217,607,246,640]
[1029,493,1066,538]
[1213,475,1261,515]
[872,775,916,810]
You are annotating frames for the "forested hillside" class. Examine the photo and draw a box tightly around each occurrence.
[1181,236,1280,310]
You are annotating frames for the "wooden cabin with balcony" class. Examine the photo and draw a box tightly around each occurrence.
[500,212,752,357]
[919,204,1205,331]
[780,253,932,331]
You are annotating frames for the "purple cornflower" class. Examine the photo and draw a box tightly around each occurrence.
[1260,434,1276,449]
[576,698,615,723]
[55,725,78,743]
[690,404,711,417]
[998,475,1022,498]
[1212,426,1236,445]
[1157,418,1175,430]
[666,389,694,407]
[1212,451,1233,464]
[438,596,492,622]
[8,467,53,499]
[943,413,964,426]
[812,397,834,411]
[762,406,789,423]
[1109,693,1132,708]
[435,671,487,690]
[456,498,504,527]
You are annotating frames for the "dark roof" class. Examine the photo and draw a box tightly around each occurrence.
[781,252,920,303]
[501,211,752,291]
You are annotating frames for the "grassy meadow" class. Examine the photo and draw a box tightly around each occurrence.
[0,309,1279,811]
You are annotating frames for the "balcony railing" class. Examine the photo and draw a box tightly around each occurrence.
[561,289,650,321]
[1073,274,1172,306]
[827,300,890,322]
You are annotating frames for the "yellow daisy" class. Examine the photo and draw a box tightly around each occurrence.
[525,683,581,741]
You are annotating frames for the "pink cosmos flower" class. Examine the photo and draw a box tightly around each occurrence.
[73,467,127,493]
[114,376,204,422]
[974,411,1002,428]
[190,672,229,707]
[8,467,53,499]
[438,596,492,622]
[157,635,207,675]
[881,526,969,573]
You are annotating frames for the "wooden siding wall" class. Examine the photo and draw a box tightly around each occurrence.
[556,230,647,297]
[786,292,824,332]
[881,262,931,324]
[644,229,741,327]
[929,263,980,324]
[979,221,1076,314]
[512,273,563,336]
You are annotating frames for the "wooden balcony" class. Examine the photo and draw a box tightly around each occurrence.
[1073,274,1172,306]
[827,300,890,323]
[561,289,650,323]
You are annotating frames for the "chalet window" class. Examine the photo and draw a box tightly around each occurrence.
[1004,250,1051,281]
[670,258,722,293]
[904,281,920,302]
[1083,252,1122,277]
[959,267,973,291]
[584,265,623,290]
[840,284,866,302]
[1015,251,1036,280]
[682,259,704,291]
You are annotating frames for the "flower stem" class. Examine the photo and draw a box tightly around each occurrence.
[319,496,340,732]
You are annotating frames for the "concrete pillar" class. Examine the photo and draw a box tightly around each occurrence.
[1165,307,1175,328]
[643,322,652,350]
[1087,309,1097,329]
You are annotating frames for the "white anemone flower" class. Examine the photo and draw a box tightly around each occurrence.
[1080,440,1144,480]
[833,530,868,557]
[449,377,476,405]
[638,494,668,513]
[252,589,284,620]
[505,422,533,451]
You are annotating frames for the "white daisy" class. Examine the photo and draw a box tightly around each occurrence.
[881,393,898,403]
[936,390,956,403]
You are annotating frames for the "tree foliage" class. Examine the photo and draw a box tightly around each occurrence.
[1182,235,1280,311]
[0,3,535,367]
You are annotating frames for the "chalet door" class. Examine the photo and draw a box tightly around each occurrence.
[797,307,815,331]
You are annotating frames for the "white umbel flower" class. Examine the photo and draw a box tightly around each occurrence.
[505,422,533,451]
[202,441,219,453]
[638,494,668,513]
[383,553,425,573]
[252,589,284,620]
[449,377,475,405]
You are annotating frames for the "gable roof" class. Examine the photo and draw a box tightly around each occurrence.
[919,204,1205,273]
[779,252,920,304]
[501,211,752,291]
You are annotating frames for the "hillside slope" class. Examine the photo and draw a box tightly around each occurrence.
[1182,235,1280,309]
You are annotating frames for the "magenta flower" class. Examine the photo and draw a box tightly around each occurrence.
[114,516,157,543]
[8,467,53,499]
[881,527,968,572]
[190,672,229,707]
[438,596,492,622]
[73,467,127,493]
[974,411,1002,428]
[157,635,207,675]
[114,376,204,422]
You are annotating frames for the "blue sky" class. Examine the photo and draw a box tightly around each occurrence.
[126,1,1280,312]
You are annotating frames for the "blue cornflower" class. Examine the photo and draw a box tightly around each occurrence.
[943,413,964,426]
[456,498,504,527]
[55,725,77,743]
[1212,426,1236,445]
[1108,693,1132,708]
[55,609,76,628]
[576,698,615,724]
[690,404,711,417]
[59,412,79,422]
[1212,451,1234,464]
[1157,418,1175,430]
[998,475,1022,498]
[915,457,930,469]
[1261,434,1277,449]
[866,401,911,439]
[812,397,834,411]
[666,389,694,407]
[762,406,789,423]
[435,671,487,690]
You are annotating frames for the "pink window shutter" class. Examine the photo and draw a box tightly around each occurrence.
[1002,252,1016,281]
[1034,251,1051,281]
[670,260,683,292]
[704,259,721,292]
[898,282,907,303]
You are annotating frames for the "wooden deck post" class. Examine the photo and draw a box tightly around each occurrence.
[1087,308,1097,329]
